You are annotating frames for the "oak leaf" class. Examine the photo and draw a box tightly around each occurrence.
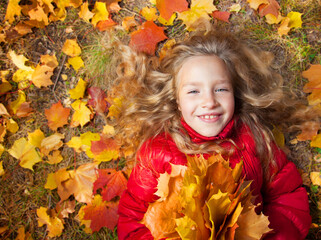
[177,0,217,31]
[82,195,119,231]
[70,100,92,128]
[156,0,188,21]
[129,21,167,55]
[69,78,87,99]
[37,207,64,238]
[31,54,58,88]
[62,39,81,57]
[92,2,109,27]
[8,137,42,171]
[45,101,70,131]
[87,86,110,115]
[90,134,120,163]
[93,169,128,201]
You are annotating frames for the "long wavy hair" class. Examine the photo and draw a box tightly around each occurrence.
[110,29,315,176]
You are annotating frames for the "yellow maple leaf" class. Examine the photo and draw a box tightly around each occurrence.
[265,13,283,24]
[67,131,100,153]
[302,64,321,106]
[5,118,19,133]
[71,100,92,127]
[92,2,109,27]
[32,55,58,88]
[158,13,176,26]
[8,137,42,171]
[45,172,57,190]
[8,50,34,72]
[28,129,45,148]
[0,144,4,156]
[278,17,291,36]
[68,56,84,72]
[37,207,64,238]
[47,150,63,164]
[310,172,321,186]
[0,72,12,94]
[5,0,22,23]
[107,97,123,119]
[102,124,115,136]
[311,134,321,148]
[78,205,92,233]
[141,7,158,21]
[9,90,26,115]
[12,69,33,83]
[62,39,81,57]
[0,161,4,176]
[177,0,217,31]
[79,1,94,22]
[28,4,49,26]
[247,0,269,10]
[69,78,87,99]
[287,11,302,28]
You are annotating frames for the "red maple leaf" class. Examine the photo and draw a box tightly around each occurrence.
[157,0,188,21]
[83,196,119,231]
[258,0,280,17]
[129,21,168,55]
[93,169,127,201]
[212,11,231,23]
[87,87,110,115]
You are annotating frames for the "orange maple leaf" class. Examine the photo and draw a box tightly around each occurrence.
[212,11,231,23]
[156,0,188,21]
[96,17,117,31]
[302,64,321,106]
[258,0,280,17]
[45,101,70,131]
[93,169,127,201]
[83,195,119,232]
[90,134,120,163]
[129,21,168,55]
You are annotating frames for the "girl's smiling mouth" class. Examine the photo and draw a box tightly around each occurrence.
[198,114,221,121]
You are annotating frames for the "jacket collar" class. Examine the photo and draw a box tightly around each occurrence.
[181,117,236,143]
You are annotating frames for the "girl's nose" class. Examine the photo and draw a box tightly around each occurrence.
[201,93,217,108]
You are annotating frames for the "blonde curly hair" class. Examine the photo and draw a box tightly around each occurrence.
[110,29,315,176]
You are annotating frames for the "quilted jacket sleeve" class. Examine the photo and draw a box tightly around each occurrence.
[117,137,174,240]
[262,145,311,240]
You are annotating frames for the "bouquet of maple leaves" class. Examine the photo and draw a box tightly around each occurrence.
[141,154,271,240]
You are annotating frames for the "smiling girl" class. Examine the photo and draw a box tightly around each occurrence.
[114,30,313,239]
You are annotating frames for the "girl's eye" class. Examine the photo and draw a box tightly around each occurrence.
[188,90,199,94]
[215,88,228,92]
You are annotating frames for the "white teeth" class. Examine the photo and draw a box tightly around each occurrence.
[201,115,216,119]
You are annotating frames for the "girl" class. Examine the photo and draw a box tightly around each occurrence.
[114,30,313,239]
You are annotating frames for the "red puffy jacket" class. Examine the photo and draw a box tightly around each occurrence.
[117,118,311,239]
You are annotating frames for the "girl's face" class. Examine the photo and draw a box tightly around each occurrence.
[177,55,235,137]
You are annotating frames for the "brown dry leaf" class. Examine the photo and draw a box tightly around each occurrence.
[32,54,58,88]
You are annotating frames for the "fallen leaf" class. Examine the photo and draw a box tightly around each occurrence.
[5,0,22,23]
[0,161,4,176]
[156,0,188,21]
[92,2,109,27]
[28,129,45,148]
[287,11,302,28]
[296,121,320,141]
[140,7,158,21]
[79,1,94,22]
[272,126,285,147]
[47,150,63,164]
[83,195,119,231]
[157,13,176,26]
[40,133,64,156]
[16,226,32,240]
[8,50,34,71]
[258,0,280,17]
[277,17,291,36]
[107,97,123,119]
[45,172,57,190]
[37,207,64,238]
[310,172,321,186]
[28,4,49,26]
[70,100,92,127]
[55,200,76,218]
[0,78,12,95]
[177,0,217,31]
[122,16,138,31]
[87,86,109,115]
[265,13,284,24]
[15,102,33,117]
[102,124,115,136]
[96,17,117,31]
[247,0,269,11]
[302,64,321,104]
[93,169,128,201]
[8,137,42,171]
[68,56,84,72]
[229,4,242,12]
[159,38,176,60]
[62,39,81,57]
[8,90,26,115]
[78,205,92,233]
[14,22,33,35]
[66,131,100,154]
[129,21,168,55]
[91,135,120,163]
[311,134,321,148]
[32,54,58,88]
[212,11,231,23]
[5,118,19,133]
[69,78,87,99]
[0,103,10,116]
[56,163,98,203]
[45,101,70,131]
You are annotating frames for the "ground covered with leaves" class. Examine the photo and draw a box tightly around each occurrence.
[0,0,320,239]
